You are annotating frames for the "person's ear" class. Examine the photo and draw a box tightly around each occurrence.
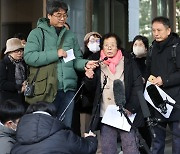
[4,120,13,128]
[167,28,171,35]
[47,14,51,20]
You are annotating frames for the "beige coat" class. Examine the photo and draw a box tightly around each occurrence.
[100,57,124,116]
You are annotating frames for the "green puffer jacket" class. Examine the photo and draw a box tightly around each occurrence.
[24,18,88,92]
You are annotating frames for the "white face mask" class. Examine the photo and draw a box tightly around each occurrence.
[87,42,100,53]
[133,46,147,58]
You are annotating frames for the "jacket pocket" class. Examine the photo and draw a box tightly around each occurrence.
[34,73,48,96]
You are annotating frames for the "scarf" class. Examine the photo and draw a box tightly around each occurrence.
[8,55,26,90]
[100,49,123,74]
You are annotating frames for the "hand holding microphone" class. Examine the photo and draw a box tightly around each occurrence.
[96,57,108,64]
[85,57,108,79]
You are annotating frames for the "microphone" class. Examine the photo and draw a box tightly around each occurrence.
[137,90,156,138]
[113,80,126,111]
[146,84,167,114]
[97,57,108,64]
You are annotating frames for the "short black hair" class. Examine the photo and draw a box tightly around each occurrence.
[46,0,68,15]
[100,33,122,50]
[0,100,25,124]
[26,101,57,117]
[152,16,171,28]
[132,35,149,50]
[13,33,27,41]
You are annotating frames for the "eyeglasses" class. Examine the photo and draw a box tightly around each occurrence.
[13,49,24,53]
[89,38,100,44]
[103,44,117,49]
[53,13,68,19]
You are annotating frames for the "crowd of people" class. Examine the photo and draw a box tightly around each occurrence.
[0,0,180,154]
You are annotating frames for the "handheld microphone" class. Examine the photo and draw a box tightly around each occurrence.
[137,90,156,138]
[146,84,167,114]
[113,80,126,112]
[97,57,108,64]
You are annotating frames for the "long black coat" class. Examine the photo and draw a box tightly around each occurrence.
[84,51,144,131]
[0,55,27,104]
[11,113,98,154]
[146,33,180,121]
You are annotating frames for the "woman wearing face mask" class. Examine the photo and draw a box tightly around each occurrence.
[131,35,151,154]
[0,99,25,154]
[83,32,102,59]
[131,35,149,83]
[75,32,102,117]
[72,32,102,153]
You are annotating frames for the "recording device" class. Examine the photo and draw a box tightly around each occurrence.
[97,57,108,64]
[113,79,126,113]
[146,84,167,114]
[137,90,156,138]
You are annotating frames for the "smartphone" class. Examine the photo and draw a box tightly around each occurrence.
[148,75,156,82]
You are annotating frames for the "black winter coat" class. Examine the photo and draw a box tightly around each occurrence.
[84,51,144,131]
[146,33,180,121]
[11,113,97,154]
[0,55,27,104]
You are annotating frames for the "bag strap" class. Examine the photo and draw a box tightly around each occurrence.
[171,43,179,64]
[40,28,45,51]
[59,32,65,49]
[31,29,66,84]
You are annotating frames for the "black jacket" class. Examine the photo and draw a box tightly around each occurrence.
[11,113,97,154]
[84,50,144,131]
[0,55,27,104]
[146,33,180,121]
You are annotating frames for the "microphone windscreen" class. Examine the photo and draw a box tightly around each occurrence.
[146,85,164,108]
[113,79,126,107]
[137,90,151,118]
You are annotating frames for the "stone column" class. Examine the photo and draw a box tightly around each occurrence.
[168,0,176,32]
[85,0,93,33]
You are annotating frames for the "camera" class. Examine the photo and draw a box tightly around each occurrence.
[24,84,34,97]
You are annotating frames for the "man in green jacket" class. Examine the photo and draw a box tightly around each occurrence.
[24,0,97,128]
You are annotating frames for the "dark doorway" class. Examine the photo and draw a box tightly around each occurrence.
[1,22,32,50]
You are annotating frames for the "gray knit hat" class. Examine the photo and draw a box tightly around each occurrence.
[84,32,102,42]
[4,38,24,54]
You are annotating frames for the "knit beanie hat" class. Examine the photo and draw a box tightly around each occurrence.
[84,32,102,42]
[4,38,24,54]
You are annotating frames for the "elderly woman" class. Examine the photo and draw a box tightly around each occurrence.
[0,38,27,106]
[84,33,144,154]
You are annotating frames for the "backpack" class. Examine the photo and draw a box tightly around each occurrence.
[147,42,179,66]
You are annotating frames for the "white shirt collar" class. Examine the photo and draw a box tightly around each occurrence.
[33,111,51,116]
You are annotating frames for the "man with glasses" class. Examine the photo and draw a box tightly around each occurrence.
[146,16,180,154]
[24,0,97,128]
